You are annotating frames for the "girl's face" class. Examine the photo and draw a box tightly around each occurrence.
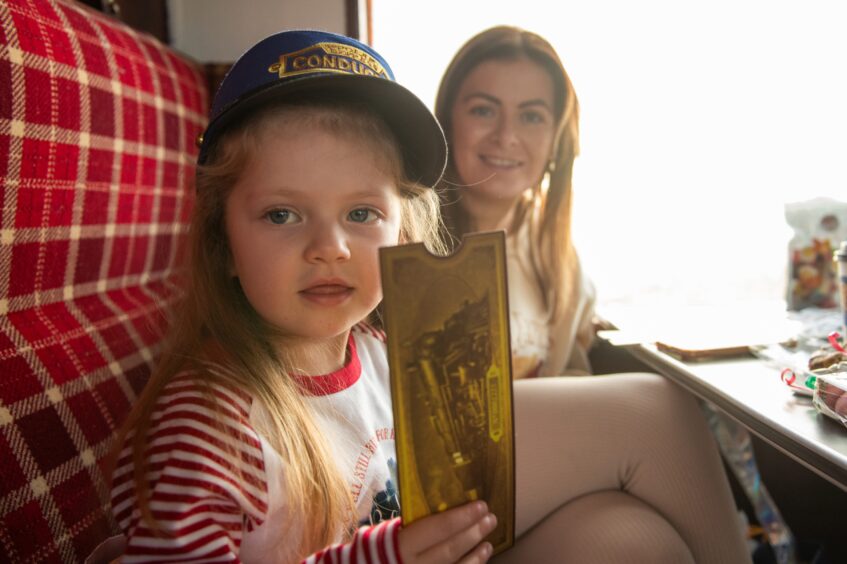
[450,57,556,206]
[225,122,402,346]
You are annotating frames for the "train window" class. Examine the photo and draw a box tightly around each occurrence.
[372,0,847,310]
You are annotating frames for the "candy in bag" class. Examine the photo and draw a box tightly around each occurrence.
[785,198,847,310]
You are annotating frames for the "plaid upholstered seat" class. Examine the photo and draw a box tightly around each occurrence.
[0,1,208,561]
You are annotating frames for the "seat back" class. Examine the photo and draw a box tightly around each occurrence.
[0,1,207,560]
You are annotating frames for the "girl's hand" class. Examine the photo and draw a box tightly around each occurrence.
[397,501,498,564]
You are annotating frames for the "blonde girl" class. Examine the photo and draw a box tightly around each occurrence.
[106,30,496,563]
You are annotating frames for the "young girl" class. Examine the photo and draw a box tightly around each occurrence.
[108,30,496,563]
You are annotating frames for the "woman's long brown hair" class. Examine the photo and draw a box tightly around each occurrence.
[435,25,581,322]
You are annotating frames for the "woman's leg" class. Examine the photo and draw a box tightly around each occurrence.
[508,373,750,563]
[495,490,695,564]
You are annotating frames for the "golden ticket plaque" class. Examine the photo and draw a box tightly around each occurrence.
[379,231,515,554]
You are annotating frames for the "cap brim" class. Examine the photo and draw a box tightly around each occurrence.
[200,74,447,188]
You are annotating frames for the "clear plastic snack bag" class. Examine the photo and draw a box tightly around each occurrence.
[785,197,847,310]
[812,362,847,429]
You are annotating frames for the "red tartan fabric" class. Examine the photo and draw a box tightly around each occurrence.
[0,1,207,561]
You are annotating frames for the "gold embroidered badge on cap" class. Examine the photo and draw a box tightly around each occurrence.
[268,42,389,79]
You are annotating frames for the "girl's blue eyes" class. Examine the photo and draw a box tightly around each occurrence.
[348,208,378,223]
[267,209,298,224]
[265,208,379,224]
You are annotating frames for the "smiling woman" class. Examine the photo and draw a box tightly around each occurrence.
[434,25,590,379]
[448,57,557,232]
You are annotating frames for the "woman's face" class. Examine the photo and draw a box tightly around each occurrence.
[449,56,556,206]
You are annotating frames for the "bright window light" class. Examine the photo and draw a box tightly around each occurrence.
[372,0,847,310]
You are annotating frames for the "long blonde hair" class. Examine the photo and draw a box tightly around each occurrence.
[111,99,446,557]
[435,25,580,322]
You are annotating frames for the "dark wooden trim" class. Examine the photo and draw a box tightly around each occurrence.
[345,0,360,39]
[345,0,373,43]
[205,63,233,101]
[77,0,169,44]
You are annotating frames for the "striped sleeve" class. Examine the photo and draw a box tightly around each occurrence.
[110,376,268,562]
[302,518,404,564]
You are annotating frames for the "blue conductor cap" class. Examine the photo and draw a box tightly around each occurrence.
[198,29,447,188]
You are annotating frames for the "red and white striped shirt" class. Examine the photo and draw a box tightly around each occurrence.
[110,326,402,563]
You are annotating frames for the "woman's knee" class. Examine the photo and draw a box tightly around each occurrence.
[496,490,696,564]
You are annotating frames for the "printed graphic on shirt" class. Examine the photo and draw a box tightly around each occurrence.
[349,427,399,526]
[362,458,400,526]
